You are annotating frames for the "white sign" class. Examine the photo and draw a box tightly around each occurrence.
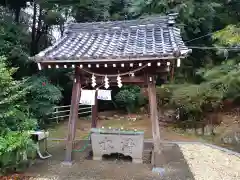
[80,90,96,105]
[97,89,112,101]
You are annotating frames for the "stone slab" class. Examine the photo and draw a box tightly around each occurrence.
[91,131,144,163]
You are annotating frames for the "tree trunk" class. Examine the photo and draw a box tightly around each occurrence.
[60,24,64,37]
[34,6,43,53]
[14,7,21,23]
[44,25,49,48]
[30,2,37,56]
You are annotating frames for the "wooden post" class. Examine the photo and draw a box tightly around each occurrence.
[170,60,175,82]
[63,67,81,165]
[147,75,161,154]
[56,107,59,124]
[91,91,98,128]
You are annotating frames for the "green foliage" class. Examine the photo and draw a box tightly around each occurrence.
[0,18,30,56]
[157,83,223,121]
[128,0,239,82]
[156,84,179,108]
[115,85,147,113]
[0,12,35,79]
[0,57,37,134]
[61,0,110,22]
[24,75,63,127]
[115,89,136,113]
[43,11,65,26]
[0,131,36,174]
[0,8,63,127]
[109,0,130,20]
[171,83,223,113]
[213,24,240,47]
[130,1,239,119]
[0,57,37,174]
[199,61,240,101]
[49,0,130,22]
[0,0,29,22]
[36,0,65,26]
[157,60,240,121]
[129,0,220,36]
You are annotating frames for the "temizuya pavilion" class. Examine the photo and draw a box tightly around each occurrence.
[32,14,191,166]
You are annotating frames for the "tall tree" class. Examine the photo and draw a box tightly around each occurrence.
[0,56,37,133]
[29,0,65,55]
[128,0,239,82]
[0,0,29,23]
[0,3,63,127]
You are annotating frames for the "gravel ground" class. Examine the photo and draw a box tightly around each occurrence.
[25,141,194,180]
[26,141,240,180]
[179,144,240,180]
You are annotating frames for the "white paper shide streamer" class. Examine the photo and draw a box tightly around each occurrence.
[80,90,96,105]
[97,89,112,100]
[104,75,109,89]
[91,74,96,87]
[117,74,122,88]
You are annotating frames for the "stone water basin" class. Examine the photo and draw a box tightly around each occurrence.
[90,128,144,163]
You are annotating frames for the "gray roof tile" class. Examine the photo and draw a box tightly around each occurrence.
[35,15,190,62]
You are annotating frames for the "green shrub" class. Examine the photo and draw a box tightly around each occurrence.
[114,85,147,113]
[0,132,36,174]
[156,84,175,108]
[156,69,227,122]
[0,57,37,133]
[24,75,62,127]
[0,57,37,174]
[170,83,223,120]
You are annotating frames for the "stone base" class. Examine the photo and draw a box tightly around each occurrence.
[132,158,142,164]
[151,150,166,167]
[61,161,74,166]
[93,156,102,161]
[152,167,165,176]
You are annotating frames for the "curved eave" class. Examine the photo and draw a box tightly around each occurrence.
[32,49,191,64]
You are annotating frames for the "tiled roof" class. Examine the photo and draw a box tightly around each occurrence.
[35,15,190,63]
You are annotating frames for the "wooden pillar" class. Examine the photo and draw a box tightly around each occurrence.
[63,67,81,165]
[147,75,161,154]
[91,91,98,128]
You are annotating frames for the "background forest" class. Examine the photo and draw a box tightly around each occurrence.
[0,0,239,173]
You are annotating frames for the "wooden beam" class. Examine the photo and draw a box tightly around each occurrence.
[40,62,170,74]
[63,67,81,165]
[147,75,161,158]
[82,66,168,75]
[91,91,98,128]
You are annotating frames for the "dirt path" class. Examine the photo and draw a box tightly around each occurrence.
[159,127,198,142]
